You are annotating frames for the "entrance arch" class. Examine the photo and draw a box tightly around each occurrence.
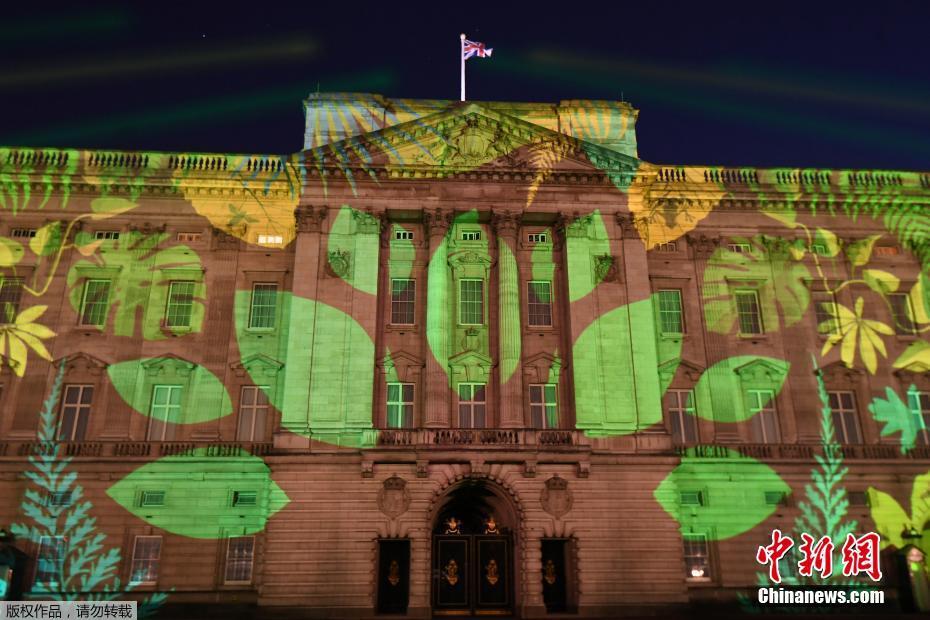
[430,478,519,616]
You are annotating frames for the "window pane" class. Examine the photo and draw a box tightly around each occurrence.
[249,283,278,329]
[473,384,486,402]
[225,537,255,583]
[528,281,553,327]
[890,293,916,334]
[165,281,195,327]
[459,280,483,324]
[391,279,416,325]
[529,385,542,403]
[0,277,24,323]
[80,279,111,326]
[130,537,162,584]
[813,292,839,334]
[657,289,683,334]
[735,291,763,334]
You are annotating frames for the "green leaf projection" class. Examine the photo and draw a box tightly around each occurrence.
[868,472,930,551]
[868,386,926,454]
[105,449,290,539]
[66,231,205,339]
[107,358,233,424]
[653,447,790,540]
[692,356,790,423]
[702,235,811,334]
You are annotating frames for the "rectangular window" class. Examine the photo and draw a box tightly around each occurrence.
[0,276,24,323]
[225,536,255,584]
[458,383,486,428]
[232,491,258,507]
[735,290,763,335]
[529,384,558,429]
[237,386,269,441]
[147,385,182,441]
[93,230,120,240]
[874,246,899,256]
[79,279,111,326]
[665,389,699,444]
[461,231,481,241]
[889,293,917,334]
[394,229,414,241]
[165,281,195,328]
[828,391,861,444]
[527,281,553,327]
[657,289,684,334]
[810,243,828,255]
[908,389,930,446]
[459,279,484,325]
[812,291,839,335]
[748,389,779,443]
[177,232,202,243]
[764,491,787,506]
[727,242,752,253]
[386,382,414,428]
[139,490,166,507]
[679,491,704,506]
[129,536,162,585]
[59,385,93,441]
[248,283,277,329]
[391,279,416,325]
[656,241,678,252]
[35,536,67,587]
[683,534,711,581]
[257,234,283,245]
[11,228,36,238]
[527,232,548,244]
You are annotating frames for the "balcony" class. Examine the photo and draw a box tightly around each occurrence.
[375,428,585,448]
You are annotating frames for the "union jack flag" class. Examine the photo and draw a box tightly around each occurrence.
[463,39,493,60]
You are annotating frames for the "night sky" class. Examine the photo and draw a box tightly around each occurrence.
[2,1,928,171]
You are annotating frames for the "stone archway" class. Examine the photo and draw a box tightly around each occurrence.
[429,477,521,616]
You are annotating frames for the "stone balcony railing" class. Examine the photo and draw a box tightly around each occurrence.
[677,442,930,460]
[0,441,274,459]
[375,428,586,448]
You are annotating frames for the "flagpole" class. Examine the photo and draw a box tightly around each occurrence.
[460,33,466,101]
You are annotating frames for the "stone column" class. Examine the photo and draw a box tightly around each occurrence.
[423,209,452,427]
[493,210,524,428]
[276,205,326,448]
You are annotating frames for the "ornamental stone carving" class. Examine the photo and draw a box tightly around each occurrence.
[594,254,618,282]
[541,475,573,518]
[686,233,720,258]
[295,205,328,233]
[352,209,381,234]
[423,209,453,238]
[377,475,411,518]
[491,210,521,238]
[326,249,351,278]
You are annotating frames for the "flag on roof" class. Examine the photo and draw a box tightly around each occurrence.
[463,39,493,60]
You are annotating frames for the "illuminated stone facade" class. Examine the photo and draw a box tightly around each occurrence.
[1,93,929,617]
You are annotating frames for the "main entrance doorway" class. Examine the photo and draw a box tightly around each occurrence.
[432,481,515,616]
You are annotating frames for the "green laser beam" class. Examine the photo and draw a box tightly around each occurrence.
[0,9,132,42]
[5,71,395,147]
[0,37,318,88]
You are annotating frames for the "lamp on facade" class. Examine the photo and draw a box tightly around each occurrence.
[903,526,922,545]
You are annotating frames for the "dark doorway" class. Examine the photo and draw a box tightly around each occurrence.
[377,539,410,614]
[541,539,569,612]
[432,481,514,616]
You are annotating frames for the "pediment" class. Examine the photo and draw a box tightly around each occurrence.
[820,361,862,384]
[379,350,425,370]
[140,355,196,377]
[659,358,704,382]
[449,350,493,367]
[304,103,639,175]
[733,358,789,382]
[231,353,284,377]
[54,352,109,374]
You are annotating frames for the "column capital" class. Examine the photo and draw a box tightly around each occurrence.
[614,212,642,240]
[423,208,452,238]
[490,210,521,239]
[685,233,720,257]
[295,205,328,233]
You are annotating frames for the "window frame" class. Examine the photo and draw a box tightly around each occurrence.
[889,292,917,335]
[164,280,195,328]
[129,535,162,586]
[237,385,270,442]
[656,289,685,335]
[0,276,24,323]
[457,382,487,428]
[734,289,764,335]
[747,389,780,443]
[78,278,111,327]
[682,533,712,582]
[458,279,484,326]
[827,390,861,444]
[147,385,183,441]
[527,281,553,327]
[34,535,67,589]
[386,382,414,428]
[908,389,930,446]
[224,536,256,585]
[390,278,416,326]
[58,384,94,441]
[529,383,558,429]
[665,389,699,445]
[812,290,840,335]
[248,282,278,330]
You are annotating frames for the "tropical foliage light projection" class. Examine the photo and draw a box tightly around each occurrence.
[3,95,930,606]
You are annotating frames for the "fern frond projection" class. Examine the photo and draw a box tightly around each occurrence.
[525,137,574,208]
[10,364,167,615]
[882,199,930,269]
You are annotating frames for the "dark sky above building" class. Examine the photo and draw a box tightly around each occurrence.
[2,1,928,171]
